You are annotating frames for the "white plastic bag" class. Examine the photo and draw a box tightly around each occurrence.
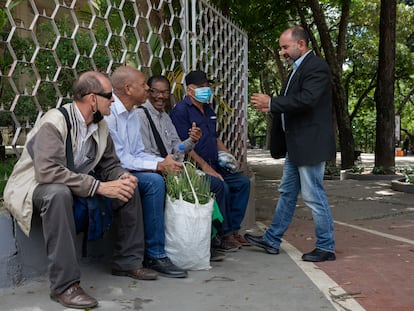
[164,165,213,270]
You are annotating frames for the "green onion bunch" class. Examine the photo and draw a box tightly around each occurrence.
[164,161,214,204]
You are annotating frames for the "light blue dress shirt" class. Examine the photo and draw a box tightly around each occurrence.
[105,94,164,171]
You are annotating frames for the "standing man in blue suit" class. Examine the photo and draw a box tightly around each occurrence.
[247,26,336,262]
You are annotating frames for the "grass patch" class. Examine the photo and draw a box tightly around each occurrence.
[0,155,17,205]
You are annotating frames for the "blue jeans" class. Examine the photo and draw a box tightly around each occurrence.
[263,155,335,252]
[209,167,250,235]
[131,172,167,259]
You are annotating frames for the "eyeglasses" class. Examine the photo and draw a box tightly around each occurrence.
[82,91,113,99]
[93,91,113,99]
[149,88,170,96]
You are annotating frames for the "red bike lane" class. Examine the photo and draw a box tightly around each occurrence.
[282,218,414,311]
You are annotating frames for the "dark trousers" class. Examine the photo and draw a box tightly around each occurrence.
[32,183,145,295]
[208,167,251,236]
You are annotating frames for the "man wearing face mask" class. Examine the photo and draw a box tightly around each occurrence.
[137,75,232,262]
[170,70,251,253]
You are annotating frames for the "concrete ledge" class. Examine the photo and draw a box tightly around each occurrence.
[391,179,414,194]
[0,211,22,288]
[341,172,403,181]
[0,210,115,289]
[15,216,49,279]
[241,171,256,230]
[0,170,256,289]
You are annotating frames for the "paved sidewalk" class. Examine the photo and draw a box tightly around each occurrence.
[0,247,339,311]
[248,149,414,311]
[1,149,413,311]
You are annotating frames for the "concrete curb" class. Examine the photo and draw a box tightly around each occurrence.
[391,178,414,194]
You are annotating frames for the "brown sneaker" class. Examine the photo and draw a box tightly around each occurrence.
[112,267,158,280]
[233,232,251,246]
[221,235,242,251]
[50,283,98,309]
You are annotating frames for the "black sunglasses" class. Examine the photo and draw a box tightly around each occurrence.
[93,91,113,99]
[82,91,113,99]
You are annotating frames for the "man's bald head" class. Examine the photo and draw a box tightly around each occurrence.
[73,71,109,101]
[111,66,149,108]
[112,66,145,96]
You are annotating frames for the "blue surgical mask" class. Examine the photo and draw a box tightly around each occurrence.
[191,87,212,103]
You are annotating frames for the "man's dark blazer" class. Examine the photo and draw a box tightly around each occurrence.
[269,51,336,166]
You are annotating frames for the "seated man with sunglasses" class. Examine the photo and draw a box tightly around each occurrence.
[3,71,158,309]
[105,66,193,278]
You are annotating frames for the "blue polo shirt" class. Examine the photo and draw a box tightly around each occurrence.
[170,96,219,169]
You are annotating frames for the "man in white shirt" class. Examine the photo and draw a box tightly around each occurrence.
[136,75,227,262]
[105,66,187,278]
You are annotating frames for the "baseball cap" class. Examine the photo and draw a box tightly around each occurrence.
[185,70,214,86]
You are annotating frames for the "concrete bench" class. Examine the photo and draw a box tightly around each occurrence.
[0,171,256,288]
[0,210,117,288]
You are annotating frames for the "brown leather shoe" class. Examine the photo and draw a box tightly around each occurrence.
[50,283,98,309]
[112,267,158,280]
[233,232,251,246]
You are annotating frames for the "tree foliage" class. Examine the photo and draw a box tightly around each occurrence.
[210,0,414,168]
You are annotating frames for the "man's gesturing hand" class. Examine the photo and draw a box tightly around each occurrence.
[251,93,271,113]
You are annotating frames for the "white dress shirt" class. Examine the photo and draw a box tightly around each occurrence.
[105,94,164,171]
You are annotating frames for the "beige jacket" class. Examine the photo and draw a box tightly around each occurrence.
[4,103,126,236]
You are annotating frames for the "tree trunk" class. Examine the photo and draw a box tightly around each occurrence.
[374,0,396,173]
[306,0,355,169]
[336,0,350,66]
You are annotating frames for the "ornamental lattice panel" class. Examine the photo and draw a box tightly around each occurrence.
[0,0,248,165]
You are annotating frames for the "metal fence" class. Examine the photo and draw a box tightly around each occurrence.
[0,0,248,164]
